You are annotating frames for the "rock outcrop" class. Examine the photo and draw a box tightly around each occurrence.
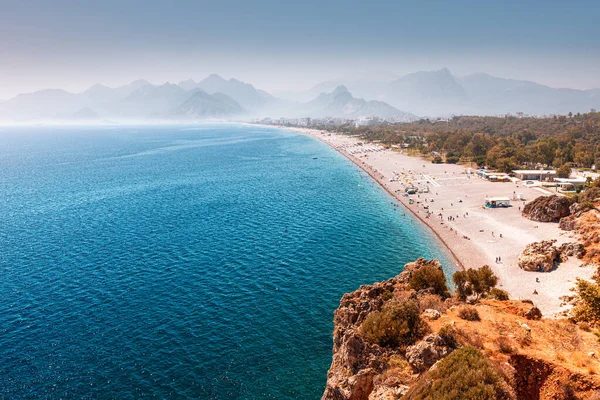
[322,258,600,399]
[517,240,585,272]
[559,209,600,265]
[405,334,455,372]
[510,354,600,400]
[322,258,443,400]
[522,195,571,222]
[421,309,441,321]
[558,242,586,260]
[518,240,560,272]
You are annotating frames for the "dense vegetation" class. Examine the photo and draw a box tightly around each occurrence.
[572,278,600,324]
[408,265,450,298]
[453,265,499,301]
[359,300,430,349]
[404,347,515,400]
[324,112,600,172]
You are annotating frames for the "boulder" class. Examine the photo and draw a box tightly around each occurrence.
[368,385,409,400]
[405,334,456,372]
[559,214,577,231]
[558,242,586,260]
[421,309,441,320]
[518,240,560,272]
[522,195,571,222]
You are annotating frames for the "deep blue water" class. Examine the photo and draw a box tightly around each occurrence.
[0,124,456,399]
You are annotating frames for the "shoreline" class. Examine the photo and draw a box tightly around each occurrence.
[262,124,595,318]
[305,127,465,271]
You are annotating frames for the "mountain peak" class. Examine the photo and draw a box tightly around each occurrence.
[333,85,349,94]
[203,74,227,83]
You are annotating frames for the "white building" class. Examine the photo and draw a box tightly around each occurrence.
[512,170,556,182]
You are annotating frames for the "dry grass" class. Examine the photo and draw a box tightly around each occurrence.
[418,294,447,313]
[426,300,600,376]
[455,327,485,350]
[495,336,516,354]
[579,321,592,332]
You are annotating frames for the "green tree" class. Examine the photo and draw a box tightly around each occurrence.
[453,265,498,301]
[404,347,515,399]
[572,278,600,323]
[409,265,450,298]
[557,163,572,178]
[360,300,430,349]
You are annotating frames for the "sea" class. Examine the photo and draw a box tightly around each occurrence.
[0,124,456,399]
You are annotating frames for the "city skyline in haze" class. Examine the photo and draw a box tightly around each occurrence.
[1,0,599,100]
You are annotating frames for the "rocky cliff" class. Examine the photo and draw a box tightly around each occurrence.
[522,195,571,222]
[322,258,600,399]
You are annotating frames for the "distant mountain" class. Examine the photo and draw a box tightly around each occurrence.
[178,74,277,111]
[305,85,415,120]
[176,91,244,118]
[459,73,600,115]
[120,83,191,116]
[301,69,600,117]
[4,70,596,122]
[0,78,248,122]
[2,89,79,119]
[70,107,98,120]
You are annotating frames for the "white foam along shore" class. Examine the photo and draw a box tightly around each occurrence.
[275,125,595,318]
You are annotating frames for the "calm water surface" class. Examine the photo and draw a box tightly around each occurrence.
[0,124,456,399]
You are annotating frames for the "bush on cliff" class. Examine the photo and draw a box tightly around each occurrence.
[489,288,510,301]
[572,278,600,324]
[457,305,481,321]
[404,347,516,400]
[453,265,498,302]
[409,265,450,298]
[360,300,430,349]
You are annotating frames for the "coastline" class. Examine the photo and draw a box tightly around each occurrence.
[303,127,465,271]
[264,124,595,317]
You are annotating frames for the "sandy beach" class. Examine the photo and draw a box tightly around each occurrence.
[279,126,595,317]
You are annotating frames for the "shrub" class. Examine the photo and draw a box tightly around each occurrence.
[572,278,600,324]
[418,294,447,313]
[438,324,458,348]
[495,336,515,354]
[404,347,516,399]
[432,156,443,164]
[360,300,430,349]
[453,265,499,301]
[409,265,450,297]
[489,288,510,301]
[457,305,481,321]
[579,321,591,332]
[446,155,460,164]
[456,327,485,349]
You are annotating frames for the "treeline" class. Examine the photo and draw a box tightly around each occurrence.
[324,112,600,172]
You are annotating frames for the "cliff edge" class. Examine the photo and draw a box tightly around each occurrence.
[322,258,600,400]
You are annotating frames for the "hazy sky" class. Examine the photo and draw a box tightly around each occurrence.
[1,0,599,99]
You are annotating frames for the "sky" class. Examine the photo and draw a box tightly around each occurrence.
[0,0,599,99]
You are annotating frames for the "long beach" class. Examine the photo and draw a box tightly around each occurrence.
[283,126,595,317]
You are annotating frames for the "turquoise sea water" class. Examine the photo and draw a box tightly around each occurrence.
[0,124,456,399]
